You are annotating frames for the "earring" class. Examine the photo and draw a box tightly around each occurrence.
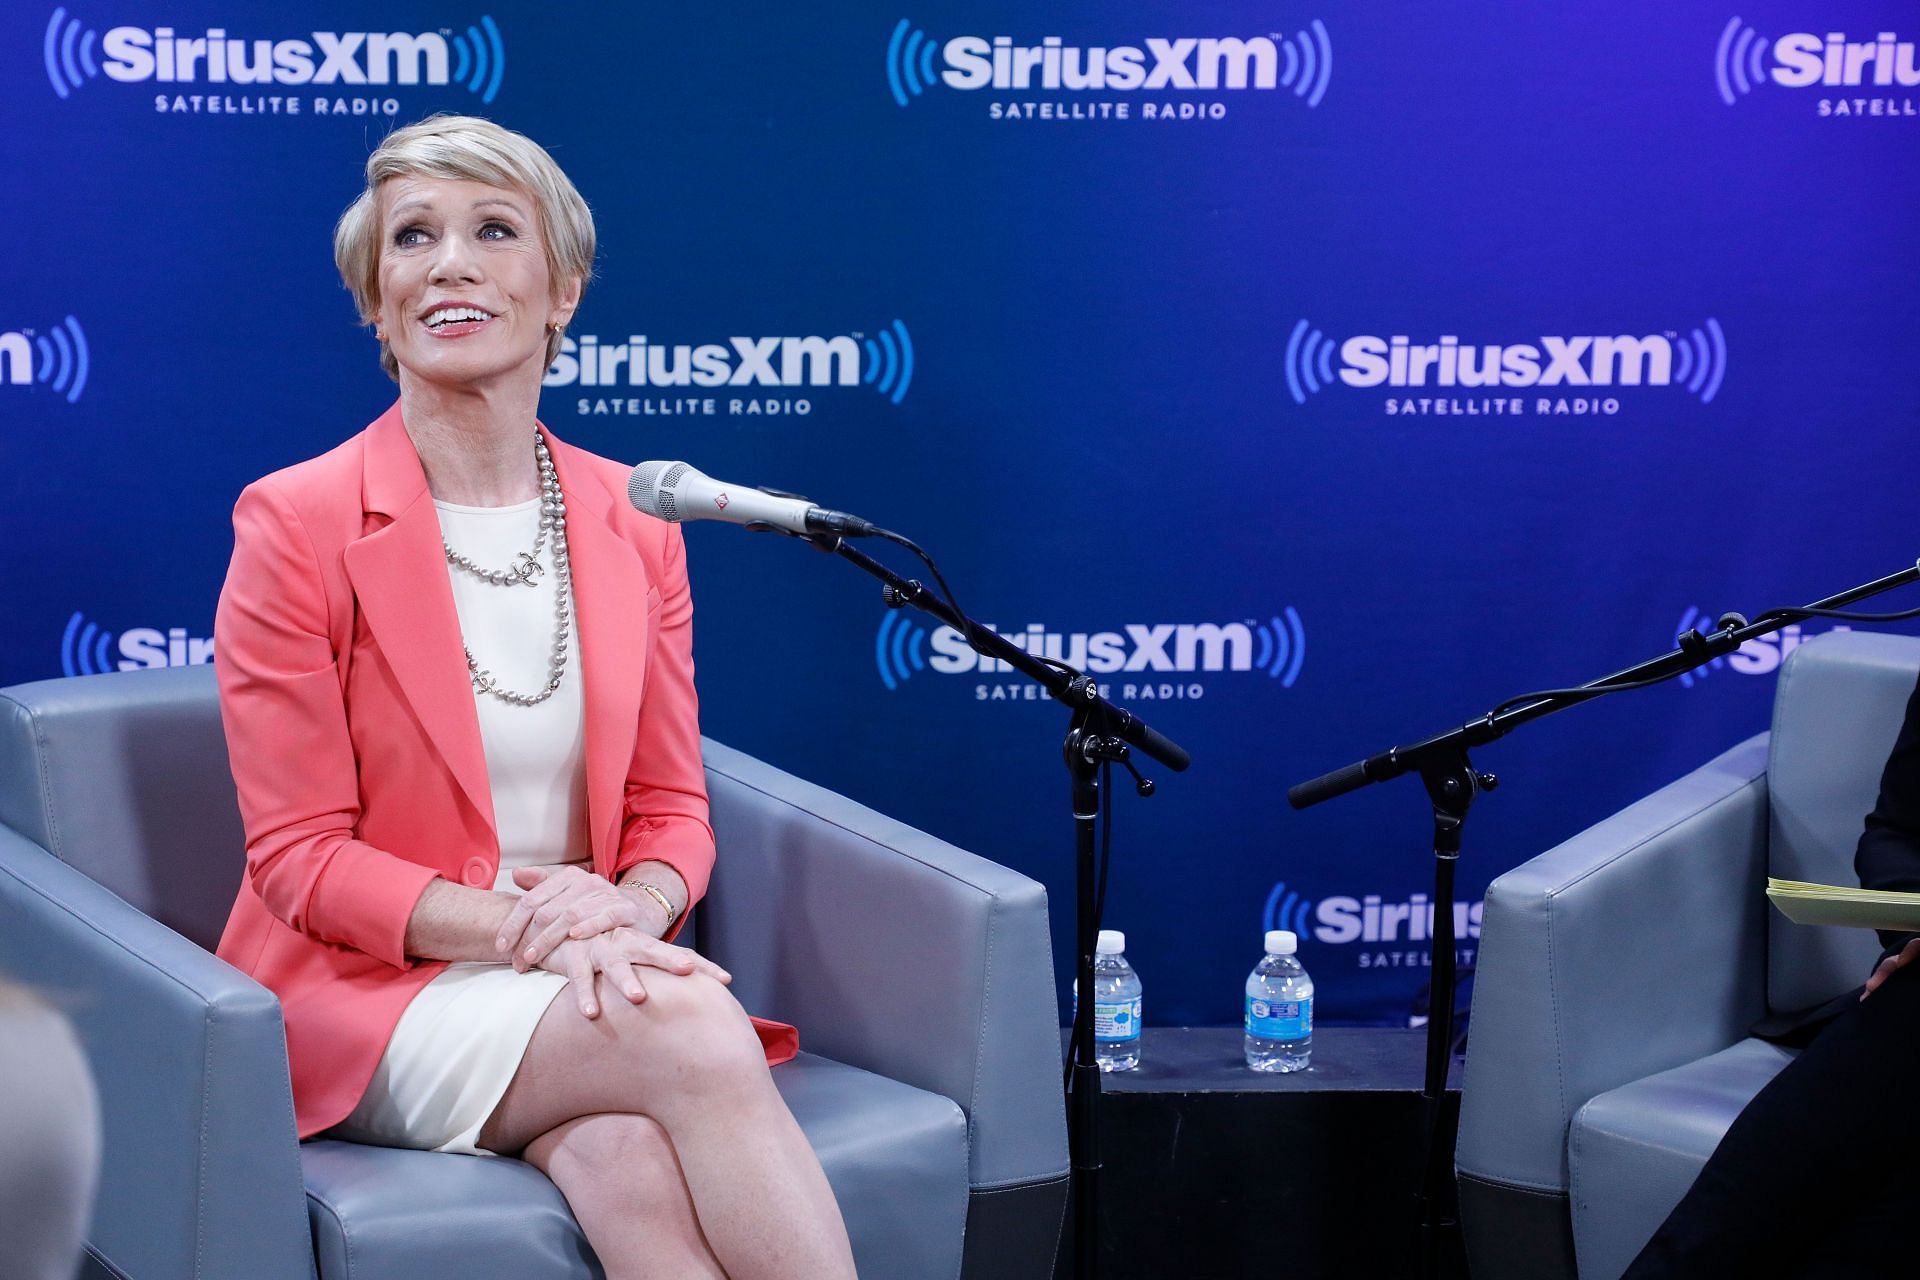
[375,328,387,342]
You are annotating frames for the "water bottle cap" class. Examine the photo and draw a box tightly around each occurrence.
[1096,929,1126,954]
[1266,930,1297,955]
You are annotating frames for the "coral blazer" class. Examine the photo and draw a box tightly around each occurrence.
[213,401,796,1139]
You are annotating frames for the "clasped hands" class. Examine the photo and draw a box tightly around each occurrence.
[494,864,730,1020]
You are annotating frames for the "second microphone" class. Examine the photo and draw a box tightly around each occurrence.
[627,461,878,537]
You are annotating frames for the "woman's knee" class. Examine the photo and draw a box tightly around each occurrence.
[484,972,772,1147]
[606,972,769,1088]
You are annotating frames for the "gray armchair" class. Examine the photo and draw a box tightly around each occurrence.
[0,664,1067,1280]
[1456,630,1915,1280]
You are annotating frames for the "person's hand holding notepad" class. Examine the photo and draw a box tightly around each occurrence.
[1764,878,1920,932]
[1765,879,1920,1000]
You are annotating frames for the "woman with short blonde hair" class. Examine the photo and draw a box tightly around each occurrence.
[213,113,856,1279]
[332,113,595,381]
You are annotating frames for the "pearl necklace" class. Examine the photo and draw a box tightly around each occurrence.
[441,430,573,707]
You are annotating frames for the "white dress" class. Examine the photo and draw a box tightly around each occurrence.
[329,496,587,1157]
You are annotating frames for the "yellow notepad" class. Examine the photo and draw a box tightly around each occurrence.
[1766,878,1920,932]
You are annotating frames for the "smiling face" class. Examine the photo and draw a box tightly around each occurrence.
[374,174,580,392]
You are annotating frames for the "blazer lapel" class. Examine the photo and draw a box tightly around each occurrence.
[342,404,498,844]
[545,430,654,873]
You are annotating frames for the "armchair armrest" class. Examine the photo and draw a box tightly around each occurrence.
[1457,731,1771,1197]
[0,828,314,1280]
[698,739,1068,1192]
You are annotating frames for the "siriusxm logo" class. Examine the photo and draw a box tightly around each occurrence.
[1672,607,1850,688]
[886,20,1332,109]
[1717,20,1920,106]
[874,610,1305,691]
[43,8,506,102]
[1284,318,1729,408]
[2,315,90,403]
[547,323,913,405]
[1264,881,1485,949]
[61,612,213,677]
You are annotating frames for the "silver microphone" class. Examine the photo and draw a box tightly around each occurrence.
[627,461,877,537]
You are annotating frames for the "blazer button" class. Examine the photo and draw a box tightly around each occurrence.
[460,857,491,888]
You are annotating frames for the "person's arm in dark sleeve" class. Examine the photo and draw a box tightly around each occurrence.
[1854,669,1920,961]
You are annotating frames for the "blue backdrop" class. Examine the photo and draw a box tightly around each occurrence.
[6,1,1918,1025]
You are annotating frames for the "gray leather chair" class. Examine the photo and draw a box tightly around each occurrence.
[0,664,1067,1280]
[1456,630,1915,1280]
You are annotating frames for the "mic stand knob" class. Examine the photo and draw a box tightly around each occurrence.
[1063,674,1101,707]
[1119,754,1155,797]
[881,580,926,609]
[1069,731,1158,800]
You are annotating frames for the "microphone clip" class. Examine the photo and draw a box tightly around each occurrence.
[881,581,929,610]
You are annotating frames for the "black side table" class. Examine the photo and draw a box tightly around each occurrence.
[1054,1026,1464,1280]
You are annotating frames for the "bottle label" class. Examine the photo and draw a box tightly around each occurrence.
[1246,994,1311,1040]
[1094,998,1141,1043]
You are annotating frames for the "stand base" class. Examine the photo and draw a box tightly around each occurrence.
[1052,1027,1467,1280]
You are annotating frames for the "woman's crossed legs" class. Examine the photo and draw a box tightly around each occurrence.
[523,1114,725,1280]
[478,972,856,1280]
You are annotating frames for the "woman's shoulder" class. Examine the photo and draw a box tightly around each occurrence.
[248,432,367,495]
[230,430,372,543]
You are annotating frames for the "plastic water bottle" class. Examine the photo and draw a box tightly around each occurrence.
[1072,929,1142,1071]
[1245,929,1313,1072]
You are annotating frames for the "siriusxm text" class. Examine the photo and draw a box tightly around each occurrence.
[545,335,861,389]
[930,622,1261,674]
[1729,624,1850,676]
[942,36,1281,91]
[1314,894,1484,945]
[1,333,31,384]
[1340,334,1675,389]
[1772,32,1920,88]
[120,628,214,668]
[100,26,455,86]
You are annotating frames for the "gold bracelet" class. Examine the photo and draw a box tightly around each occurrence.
[621,878,679,929]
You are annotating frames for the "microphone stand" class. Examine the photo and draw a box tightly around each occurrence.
[796,531,1191,1280]
[1288,559,1920,1279]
